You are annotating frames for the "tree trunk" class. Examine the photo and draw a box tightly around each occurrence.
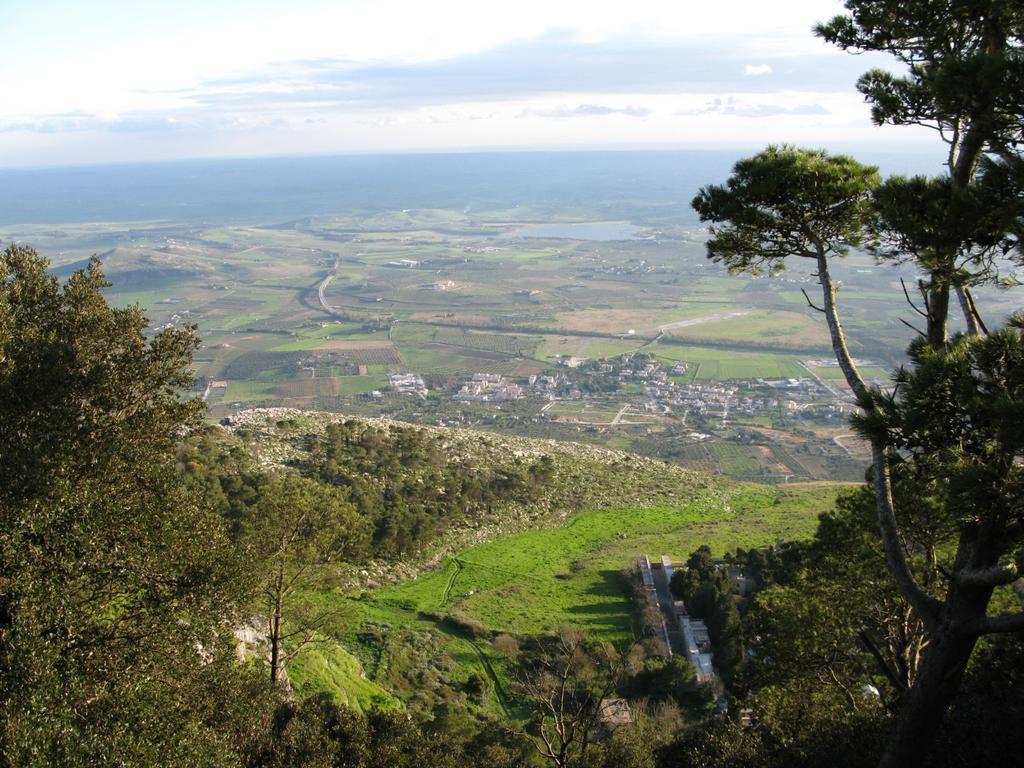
[955,287,980,336]
[926,284,950,349]
[270,601,283,684]
[814,250,866,400]
[878,631,976,768]
[270,564,285,685]
[878,585,991,768]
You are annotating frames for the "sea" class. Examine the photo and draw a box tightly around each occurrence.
[0,149,943,227]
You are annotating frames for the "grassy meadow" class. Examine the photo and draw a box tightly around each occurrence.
[294,478,844,711]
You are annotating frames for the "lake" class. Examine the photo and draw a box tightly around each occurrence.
[499,221,643,241]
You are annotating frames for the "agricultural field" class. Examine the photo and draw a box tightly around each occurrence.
[651,342,808,381]
[546,401,625,423]
[9,196,1008,481]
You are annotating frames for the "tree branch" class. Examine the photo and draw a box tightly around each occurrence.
[871,445,943,631]
[957,562,1019,588]
[801,288,826,313]
[859,630,908,693]
[901,278,930,319]
[898,318,927,338]
[975,610,1024,635]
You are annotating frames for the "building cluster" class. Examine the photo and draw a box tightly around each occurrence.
[453,373,524,402]
[155,309,193,331]
[387,373,428,398]
[618,357,668,384]
[528,373,581,400]
[555,355,590,369]
[638,555,719,685]
[666,382,737,416]
[579,257,671,277]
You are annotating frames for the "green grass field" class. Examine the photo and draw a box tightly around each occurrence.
[286,482,844,709]
[222,380,278,402]
[547,402,623,422]
[287,643,399,712]
[366,483,836,641]
[813,365,892,381]
[652,342,805,380]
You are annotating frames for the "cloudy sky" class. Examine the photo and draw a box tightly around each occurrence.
[0,0,927,167]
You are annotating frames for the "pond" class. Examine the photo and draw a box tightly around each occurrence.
[498,221,643,241]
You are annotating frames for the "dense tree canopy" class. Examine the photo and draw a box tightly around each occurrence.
[0,245,265,765]
[692,2,1024,766]
[243,474,369,684]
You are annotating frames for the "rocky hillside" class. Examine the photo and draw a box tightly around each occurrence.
[214,408,731,582]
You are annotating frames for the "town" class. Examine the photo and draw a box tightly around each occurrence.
[377,351,853,433]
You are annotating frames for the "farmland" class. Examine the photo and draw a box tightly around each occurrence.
[7,183,1011,483]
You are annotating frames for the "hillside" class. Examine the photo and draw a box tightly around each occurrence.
[211,408,844,716]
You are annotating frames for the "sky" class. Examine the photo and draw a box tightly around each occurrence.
[0,0,931,167]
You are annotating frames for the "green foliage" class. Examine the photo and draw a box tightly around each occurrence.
[179,427,270,537]
[252,696,466,768]
[662,710,887,768]
[592,703,685,768]
[668,545,756,685]
[0,245,270,765]
[870,162,1024,281]
[309,419,550,557]
[514,627,627,768]
[815,1,1024,150]
[691,146,880,275]
[853,322,1024,565]
[690,5,1024,765]
[929,633,1024,767]
[244,474,369,683]
[621,657,704,710]
[285,642,399,712]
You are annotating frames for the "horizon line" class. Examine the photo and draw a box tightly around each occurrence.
[0,140,944,174]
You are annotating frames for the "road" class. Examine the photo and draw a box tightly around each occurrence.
[650,310,752,335]
[797,359,849,401]
[650,562,686,655]
[610,404,631,425]
[317,256,339,312]
[833,434,864,456]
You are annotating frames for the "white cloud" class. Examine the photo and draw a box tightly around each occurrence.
[678,96,829,117]
[520,103,651,119]
[1,0,923,166]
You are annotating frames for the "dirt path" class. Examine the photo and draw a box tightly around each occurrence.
[441,558,464,604]
[463,638,513,717]
[611,404,630,425]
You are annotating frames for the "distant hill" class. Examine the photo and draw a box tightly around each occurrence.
[53,246,214,291]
